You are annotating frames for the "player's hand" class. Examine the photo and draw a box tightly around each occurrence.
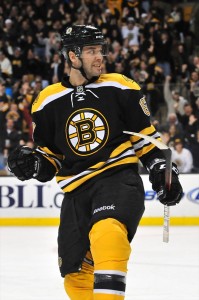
[7,146,40,181]
[148,159,183,206]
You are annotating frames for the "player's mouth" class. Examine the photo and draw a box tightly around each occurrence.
[93,65,102,71]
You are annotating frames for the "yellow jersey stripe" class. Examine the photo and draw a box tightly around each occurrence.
[56,141,135,183]
[86,80,140,91]
[38,146,64,160]
[110,141,133,158]
[32,84,73,113]
[130,125,157,143]
[86,73,141,91]
[135,142,157,158]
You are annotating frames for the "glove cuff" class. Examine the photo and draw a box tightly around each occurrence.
[33,151,56,182]
[146,158,166,173]
[147,158,179,176]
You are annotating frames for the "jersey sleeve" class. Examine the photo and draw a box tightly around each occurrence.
[31,92,63,172]
[118,76,165,165]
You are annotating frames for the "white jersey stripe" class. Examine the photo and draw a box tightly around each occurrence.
[94,289,125,296]
[58,148,135,188]
[86,81,131,90]
[133,132,160,150]
[94,270,127,276]
[59,169,92,188]
[37,81,132,112]
[35,148,62,168]
[36,88,73,111]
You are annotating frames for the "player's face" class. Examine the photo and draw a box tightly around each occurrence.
[81,45,104,78]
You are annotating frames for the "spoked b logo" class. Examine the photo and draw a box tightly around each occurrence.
[66,108,109,156]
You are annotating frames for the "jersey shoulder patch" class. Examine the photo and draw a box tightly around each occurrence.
[139,96,150,116]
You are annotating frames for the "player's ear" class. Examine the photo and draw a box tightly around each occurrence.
[68,51,77,63]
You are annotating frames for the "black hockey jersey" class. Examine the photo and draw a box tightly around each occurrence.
[31,73,162,192]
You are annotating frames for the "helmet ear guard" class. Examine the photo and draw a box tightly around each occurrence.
[60,46,82,62]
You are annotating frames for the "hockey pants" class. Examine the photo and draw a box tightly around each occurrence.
[64,218,131,299]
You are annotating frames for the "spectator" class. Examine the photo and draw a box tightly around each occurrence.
[154,30,172,77]
[28,77,44,103]
[176,103,194,131]
[172,43,189,81]
[171,138,193,173]
[185,111,199,142]
[2,18,18,44]
[160,130,171,147]
[121,17,140,47]
[145,82,166,123]
[189,56,199,73]
[46,0,65,23]
[33,18,49,61]
[19,34,36,58]
[168,124,183,147]
[10,47,25,81]
[31,75,49,90]
[158,112,184,135]
[187,129,199,172]
[24,49,45,77]
[0,50,13,79]
[49,53,65,83]
[188,71,199,110]
[164,75,188,115]
[173,90,189,115]
[0,79,10,131]
[41,31,61,63]
[122,0,142,21]
[13,79,33,106]
[18,98,33,142]
[105,51,116,73]
[19,18,33,38]
[5,102,24,132]
[150,0,165,23]
[32,0,47,20]
[1,118,22,161]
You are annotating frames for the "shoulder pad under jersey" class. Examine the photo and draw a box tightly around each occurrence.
[97,73,141,91]
[31,82,72,113]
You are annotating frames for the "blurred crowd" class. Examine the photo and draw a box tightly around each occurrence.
[0,0,199,174]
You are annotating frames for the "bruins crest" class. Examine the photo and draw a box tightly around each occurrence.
[66,108,109,156]
[139,97,150,116]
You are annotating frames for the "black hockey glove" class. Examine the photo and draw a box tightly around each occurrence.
[7,146,56,182]
[7,146,41,181]
[147,159,183,206]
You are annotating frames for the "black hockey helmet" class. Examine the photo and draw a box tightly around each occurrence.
[61,25,108,60]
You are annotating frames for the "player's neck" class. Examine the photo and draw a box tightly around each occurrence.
[69,68,88,86]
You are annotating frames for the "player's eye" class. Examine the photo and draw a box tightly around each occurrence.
[86,49,103,56]
[89,49,95,55]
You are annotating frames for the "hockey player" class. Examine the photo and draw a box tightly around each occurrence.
[7,25,183,300]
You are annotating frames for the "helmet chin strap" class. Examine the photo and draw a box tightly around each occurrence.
[71,57,98,83]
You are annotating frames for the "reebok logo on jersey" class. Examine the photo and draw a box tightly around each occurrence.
[93,204,115,214]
